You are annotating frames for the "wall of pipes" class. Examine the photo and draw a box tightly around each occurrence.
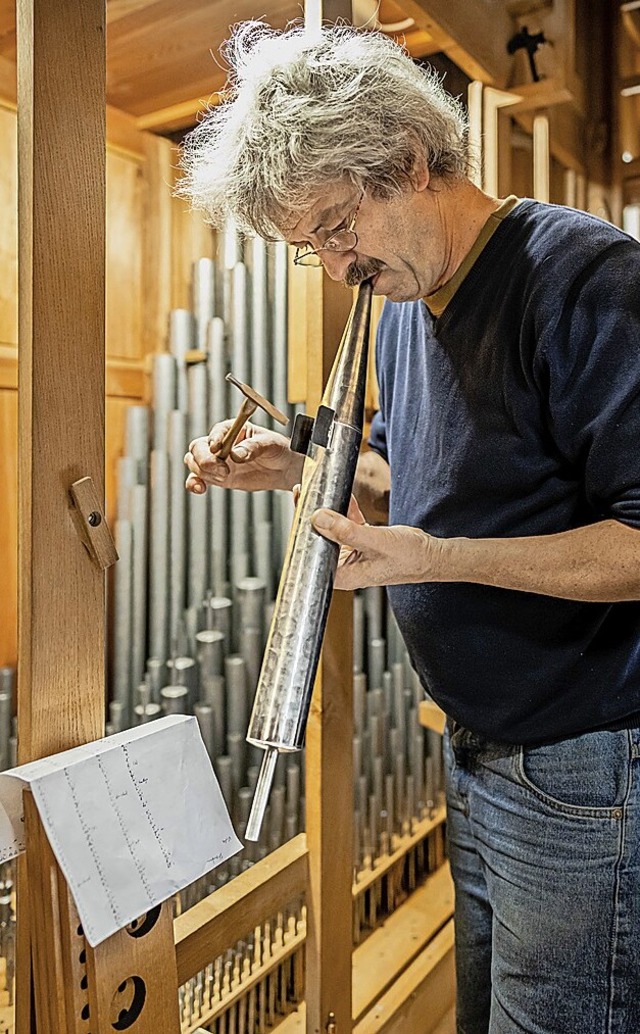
[0,236,445,1031]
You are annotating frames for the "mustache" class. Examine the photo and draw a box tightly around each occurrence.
[343,257,385,288]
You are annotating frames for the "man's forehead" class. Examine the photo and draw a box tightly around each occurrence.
[280,183,354,242]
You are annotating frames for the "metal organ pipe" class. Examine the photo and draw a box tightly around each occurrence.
[108,241,443,901]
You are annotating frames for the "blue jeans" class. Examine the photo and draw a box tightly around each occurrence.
[444,722,640,1034]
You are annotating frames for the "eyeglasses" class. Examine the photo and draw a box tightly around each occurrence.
[293,191,364,267]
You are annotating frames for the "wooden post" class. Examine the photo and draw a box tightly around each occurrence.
[304,274,355,1034]
[16,0,106,1028]
[482,87,521,197]
[533,113,550,203]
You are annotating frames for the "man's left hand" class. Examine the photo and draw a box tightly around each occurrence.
[311,502,442,590]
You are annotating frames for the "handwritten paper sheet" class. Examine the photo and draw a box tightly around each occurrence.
[0,715,242,945]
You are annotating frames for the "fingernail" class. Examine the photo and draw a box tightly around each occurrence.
[194,482,205,494]
[313,510,333,530]
[233,446,248,459]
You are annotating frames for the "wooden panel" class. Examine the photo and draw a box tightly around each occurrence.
[0,104,16,346]
[0,387,16,666]
[107,149,144,360]
[0,103,150,363]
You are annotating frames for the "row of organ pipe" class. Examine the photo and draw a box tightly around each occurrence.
[0,233,446,1024]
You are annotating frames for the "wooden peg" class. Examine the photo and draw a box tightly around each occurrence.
[69,477,118,571]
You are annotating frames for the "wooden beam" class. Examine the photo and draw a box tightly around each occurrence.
[174,834,309,986]
[0,348,145,398]
[16,2,106,1028]
[136,94,216,133]
[398,0,514,85]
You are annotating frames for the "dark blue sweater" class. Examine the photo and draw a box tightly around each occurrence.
[369,199,640,744]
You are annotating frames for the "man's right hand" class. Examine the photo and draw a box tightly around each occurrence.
[184,420,304,495]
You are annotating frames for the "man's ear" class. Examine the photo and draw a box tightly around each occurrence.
[409,152,430,193]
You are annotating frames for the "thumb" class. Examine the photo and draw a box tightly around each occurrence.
[311,508,370,547]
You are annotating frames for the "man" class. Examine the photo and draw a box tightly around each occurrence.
[181,20,640,1034]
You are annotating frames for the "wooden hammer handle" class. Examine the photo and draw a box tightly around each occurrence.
[217,397,258,460]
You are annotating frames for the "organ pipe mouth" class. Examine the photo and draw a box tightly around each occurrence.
[245,746,279,841]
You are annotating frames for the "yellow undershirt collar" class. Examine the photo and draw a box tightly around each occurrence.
[424,196,521,317]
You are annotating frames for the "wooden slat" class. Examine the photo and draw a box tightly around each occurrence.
[174,833,309,986]
[353,864,454,1025]
[353,807,446,897]
[355,921,455,1034]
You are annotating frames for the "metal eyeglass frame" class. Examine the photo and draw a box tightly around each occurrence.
[293,190,364,267]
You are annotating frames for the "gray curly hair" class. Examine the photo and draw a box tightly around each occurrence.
[178,20,468,239]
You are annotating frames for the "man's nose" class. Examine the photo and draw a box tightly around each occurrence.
[319,249,356,281]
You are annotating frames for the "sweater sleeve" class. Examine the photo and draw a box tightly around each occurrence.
[544,239,640,528]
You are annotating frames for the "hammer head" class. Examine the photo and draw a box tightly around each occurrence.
[226,372,289,426]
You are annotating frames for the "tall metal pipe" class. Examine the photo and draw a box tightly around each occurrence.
[113,518,134,722]
[250,238,269,419]
[124,405,150,484]
[245,279,373,840]
[149,450,170,663]
[208,316,229,595]
[169,410,188,645]
[130,482,149,690]
[169,309,194,412]
[152,353,177,451]
[193,258,216,352]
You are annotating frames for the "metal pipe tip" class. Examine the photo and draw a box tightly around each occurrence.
[245,747,279,842]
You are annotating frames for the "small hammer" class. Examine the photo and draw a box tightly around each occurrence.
[214,372,289,460]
